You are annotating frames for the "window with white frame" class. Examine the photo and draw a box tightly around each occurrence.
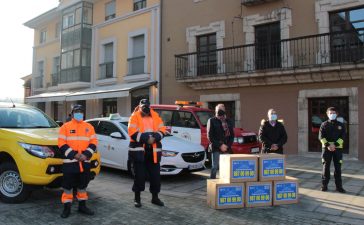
[63,12,75,29]
[105,0,116,21]
[35,61,44,88]
[128,35,145,75]
[133,0,146,11]
[40,29,47,44]
[100,43,114,79]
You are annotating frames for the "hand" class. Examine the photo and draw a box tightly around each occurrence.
[74,153,81,160]
[147,136,156,145]
[220,144,228,152]
[271,144,278,151]
[328,144,336,151]
[79,154,87,161]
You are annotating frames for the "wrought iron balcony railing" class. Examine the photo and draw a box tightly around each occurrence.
[175,30,364,80]
[34,76,43,89]
[127,56,145,75]
[99,62,114,79]
[51,72,59,86]
[242,0,281,6]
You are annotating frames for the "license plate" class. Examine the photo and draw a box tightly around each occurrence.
[251,147,260,153]
[189,164,203,170]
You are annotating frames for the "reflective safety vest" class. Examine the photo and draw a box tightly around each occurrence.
[58,119,98,173]
[128,108,166,163]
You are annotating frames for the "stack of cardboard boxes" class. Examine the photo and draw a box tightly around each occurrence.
[207,154,299,209]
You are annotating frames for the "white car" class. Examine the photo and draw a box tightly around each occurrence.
[86,114,206,175]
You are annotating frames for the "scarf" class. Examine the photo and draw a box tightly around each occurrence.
[217,116,230,137]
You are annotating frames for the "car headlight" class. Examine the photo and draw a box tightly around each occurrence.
[162,150,178,157]
[19,142,55,158]
[234,137,244,144]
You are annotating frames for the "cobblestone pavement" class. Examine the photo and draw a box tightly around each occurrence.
[0,155,363,225]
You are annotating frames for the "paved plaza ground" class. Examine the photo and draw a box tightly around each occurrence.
[0,155,363,225]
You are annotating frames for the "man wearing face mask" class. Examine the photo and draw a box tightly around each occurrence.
[319,107,346,193]
[128,99,166,208]
[58,104,98,218]
[259,109,287,154]
[207,104,234,179]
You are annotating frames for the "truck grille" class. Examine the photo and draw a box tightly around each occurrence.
[181,151,205,163]
[243,135,257,144]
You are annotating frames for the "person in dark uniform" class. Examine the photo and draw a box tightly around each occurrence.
[128,99,166,208]
[259,108,287,154]
[207,104,234,179]
[319,107,346,193]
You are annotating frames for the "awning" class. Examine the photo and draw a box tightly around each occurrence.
[26,91,70,103]
[25,80,157,103]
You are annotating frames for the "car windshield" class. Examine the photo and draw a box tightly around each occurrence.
[0,107,58,128]
[119,121,172,137]
[195,111,214,127]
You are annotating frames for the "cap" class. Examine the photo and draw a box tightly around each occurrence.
[139,99,150,107]
[72,104,85,113]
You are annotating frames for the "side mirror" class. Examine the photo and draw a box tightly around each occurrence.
[56,121,63,126]
[110,132,123,139]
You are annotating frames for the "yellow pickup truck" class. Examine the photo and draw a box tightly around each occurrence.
[0,102,100,203]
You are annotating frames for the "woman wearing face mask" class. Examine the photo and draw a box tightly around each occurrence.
[206,104,235,179]
[259,108,287,154]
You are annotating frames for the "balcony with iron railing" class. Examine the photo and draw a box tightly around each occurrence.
[241,0,281,6]
[175,30,364,85]
[127,56,145,75]
[34,76,43,89]
[99,62,114,79]
[51,72,59,86]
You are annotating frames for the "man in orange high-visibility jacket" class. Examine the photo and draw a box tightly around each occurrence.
[58,104,98,218]
[128,99,166,208]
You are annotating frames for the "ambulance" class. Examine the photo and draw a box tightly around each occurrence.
[151,101,260,155]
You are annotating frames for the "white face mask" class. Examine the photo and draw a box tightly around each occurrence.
[328,113,337,121]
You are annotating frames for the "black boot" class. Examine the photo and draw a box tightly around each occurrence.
[336,186,346,193]
[321,185,328,192]
[151,193,164,207]
[60,203,71,218]
[78,200,94,215]
[134,192,142,208]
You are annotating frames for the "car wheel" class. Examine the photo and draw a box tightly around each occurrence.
[0,162,31,203]
[127,160,135,178]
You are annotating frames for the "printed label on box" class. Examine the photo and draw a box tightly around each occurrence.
[232,160,256,179]
[262,158,284,177]
[217,186,243,206]
[248,184,271,203]
[276,182,297,201]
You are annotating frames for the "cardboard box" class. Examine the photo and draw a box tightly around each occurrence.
[245,181,272,208]
[220,154,258,183]
[258,154,286,181]
[207,179,245,209]
[273,176,299,205]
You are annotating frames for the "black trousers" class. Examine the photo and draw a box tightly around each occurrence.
[132,150,161,194]
[322,149,343,187]
[62,171,91,190]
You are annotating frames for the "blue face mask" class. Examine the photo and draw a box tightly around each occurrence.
[73,113,84,122]
[270,114,277,121]
[328,113,337,121]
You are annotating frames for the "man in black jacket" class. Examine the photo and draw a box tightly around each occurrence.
[259,109,287,154]
[207,104,234,179]
[319,107,346,193]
